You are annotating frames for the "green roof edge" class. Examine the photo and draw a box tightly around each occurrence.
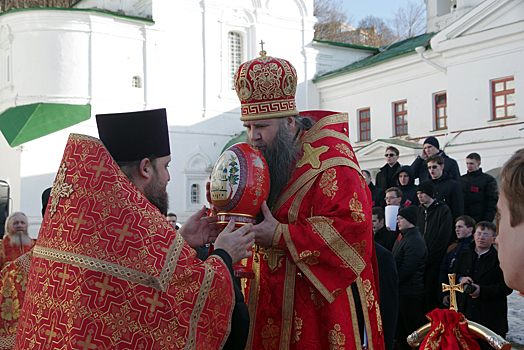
[355,138,422,153]
[313,39,379,52]
[0,6,154,24]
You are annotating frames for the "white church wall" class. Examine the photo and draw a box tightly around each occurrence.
[0,136,21,214]
[75,0,153,20]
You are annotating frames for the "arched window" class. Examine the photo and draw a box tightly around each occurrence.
[191,184,200,204]
[228,32,242,90]
[131,76,142,88]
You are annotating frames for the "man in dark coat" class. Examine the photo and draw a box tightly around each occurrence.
[458,153,498,223]
[439,215,476,307]
[363,170,386,208]
[416,181,453,313]
[411,136,459,183]
[375,242,398,350]
[375,146,401,190]
[392,205,427,350]
[454,221,513,345]
[372,206,397,251]
[394,165,419,208]
[427,155,464,220]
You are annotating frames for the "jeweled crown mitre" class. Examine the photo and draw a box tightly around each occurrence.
[234,52,298,121]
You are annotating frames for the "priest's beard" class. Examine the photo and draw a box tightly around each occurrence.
[144,166,169,216]
[250,122,301,209]
[9,232,32,247]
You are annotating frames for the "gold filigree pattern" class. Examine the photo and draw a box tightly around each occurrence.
[299,250,320,266]
[292,311,303,343]
[319,168,338,200]
[351,240,367,257]
[349,193,365,223]
[334,144,354,159]
[49,163,74,218]
[362,279,375,308]
[250,63,284,100]
[309,286,325,309]
[297,144,329,169]
[261,318,279,350]
[328,324,346,350]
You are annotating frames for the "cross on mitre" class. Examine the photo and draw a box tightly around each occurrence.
[259,40,266,57]
[442,273,464,312]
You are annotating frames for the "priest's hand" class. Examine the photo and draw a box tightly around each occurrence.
[252,201,279,248]
[178,206,219,248]
[214,220,255,263]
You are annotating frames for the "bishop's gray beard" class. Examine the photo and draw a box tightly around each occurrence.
[144,167,169,216]
[249,123,301,209]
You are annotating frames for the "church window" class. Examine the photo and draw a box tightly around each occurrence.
[435,93,447,130]
[132,76,142,88]
[228,32,242,90]
[394,101,408,136]
[191,184,200,204]
[492,77,515,120]
[358,109,370,141]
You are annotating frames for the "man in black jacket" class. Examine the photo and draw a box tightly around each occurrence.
[375,146,401,190]
[394,165,419,208]
[372,206,397,251]
[411,136,459,183]
[416,181,453,313]
[392,205,427,350]
[454,221,513,347]
[427,155,464,220]
[363,170,386,208]
[458,153,498,223]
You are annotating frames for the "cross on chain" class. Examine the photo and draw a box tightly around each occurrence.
[145,292,165,313]
[442,273,464,312]
[45,322,57,344]
[73,212,87,231]
[94,276,114,297]
[77,334,97,350]
[114,223,133,242]
[259,39,266,57]
[58,265,71,286]
[48,163,74,217]
[92,160,108,178]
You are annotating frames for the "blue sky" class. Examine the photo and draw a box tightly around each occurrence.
[341,0,426,26]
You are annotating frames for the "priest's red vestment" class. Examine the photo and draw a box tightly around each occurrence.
[14,134,236,350]
[244,112,385,350]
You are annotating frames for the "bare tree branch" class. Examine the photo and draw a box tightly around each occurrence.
[392,0,427,41]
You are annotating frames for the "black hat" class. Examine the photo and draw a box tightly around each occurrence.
[41,187,51,218]
[416,181,434,198]
[423,136,440,150]
[96,109,170,162]
[398,205,418,226]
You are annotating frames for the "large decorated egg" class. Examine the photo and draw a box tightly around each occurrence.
[210,142,269,226]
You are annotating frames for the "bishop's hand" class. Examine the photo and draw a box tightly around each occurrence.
[252,201,279,248]
[178,206,219,248]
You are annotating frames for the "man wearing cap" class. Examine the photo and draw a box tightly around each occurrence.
[411,136,459,183]
[363,170,386,208]
[391,205,427,350]
[416,181,453,314]
[14,109,254,350]
[230,52,384,349]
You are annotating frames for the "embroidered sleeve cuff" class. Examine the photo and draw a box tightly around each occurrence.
[272,223,285,249]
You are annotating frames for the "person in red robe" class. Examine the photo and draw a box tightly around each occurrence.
[0,213,35,269]
[13,109,254,350]
[229,51,385,349]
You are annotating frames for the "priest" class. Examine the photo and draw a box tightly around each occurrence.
[0,212,35,269]
[14,109,254,350]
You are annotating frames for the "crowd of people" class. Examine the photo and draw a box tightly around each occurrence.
[366,140,512,349]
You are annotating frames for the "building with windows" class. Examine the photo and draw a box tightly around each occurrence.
[314,0,524,180]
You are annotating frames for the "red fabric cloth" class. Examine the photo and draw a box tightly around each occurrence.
[420,309,481,350]
[0,238,35,269]
[14,134,235,350]
[244,112,384,350]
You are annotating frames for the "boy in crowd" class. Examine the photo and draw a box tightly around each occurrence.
[427,155,464,220]
[394,165,419,207]
[376,146,401,190]
[372,206,397,252]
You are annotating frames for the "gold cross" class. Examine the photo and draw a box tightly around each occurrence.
[49,163,74,217]
[73,212,87,231]
[93,160,108,178]
[145,292,165,312]
[297,143,329,169]
[260,247,286,270]
[78,334,97,350]
[259,40,266,57]
[58,265,70,286]
[114,223,133,242]
[95,276,114,297]
[442,273,463,311]
[45,322,57,344]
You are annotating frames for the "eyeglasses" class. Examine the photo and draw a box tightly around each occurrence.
[385,196,397,200]
[475,232,493,238]
[384,153,397,157]
[427,165,439,170]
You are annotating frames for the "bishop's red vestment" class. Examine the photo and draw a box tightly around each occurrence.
[14,134,236,350]
[244,111,385,350]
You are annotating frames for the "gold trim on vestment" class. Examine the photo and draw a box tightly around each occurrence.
[300,129,350,146]
[245,251,262,350]
[282,224,335,304]
[69,133,103,144]
[158,233,186,290]
[299,114,348,138]
[347,287,362,350]
[272,224,283,248]
[185,263,215,350]
[279,259,296,349]
[306,216,366,277]
[356,277,374,350]
[288,177,316,224]
[272,157,362,214]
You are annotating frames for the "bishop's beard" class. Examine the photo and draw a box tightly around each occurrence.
[249,122,301,209]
